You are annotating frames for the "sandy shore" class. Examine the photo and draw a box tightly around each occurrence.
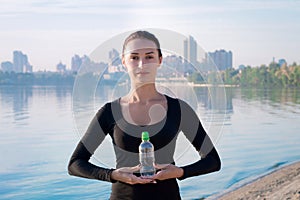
[211,161,300,200]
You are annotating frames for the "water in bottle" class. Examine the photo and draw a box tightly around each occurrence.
[139,131,155,177]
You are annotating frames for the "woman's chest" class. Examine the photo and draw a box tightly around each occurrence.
[120,102,167,126]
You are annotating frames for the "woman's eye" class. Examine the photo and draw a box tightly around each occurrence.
[131,56,139,60]
[146,56,154,59]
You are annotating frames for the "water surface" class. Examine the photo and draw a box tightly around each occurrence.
[0,86,299,199]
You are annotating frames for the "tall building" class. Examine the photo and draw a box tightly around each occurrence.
[12,51,33,73]
[109,49,121,66]
[71,54,82,72]
[1,61,14,72]
[184,36,197,65]
[56,62,66,73]
[208,49,232,70]
[24,63,33,73]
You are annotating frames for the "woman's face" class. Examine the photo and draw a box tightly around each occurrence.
[122,38,162,84]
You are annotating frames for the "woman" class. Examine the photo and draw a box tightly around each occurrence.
[68,30,221,200]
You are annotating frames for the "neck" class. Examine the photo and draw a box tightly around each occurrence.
[127,83,161,103]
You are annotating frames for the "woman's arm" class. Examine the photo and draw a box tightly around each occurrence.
[177,100,221,180]
[151,98,220,181]
[67,104,115,182]
[68,141,115,182]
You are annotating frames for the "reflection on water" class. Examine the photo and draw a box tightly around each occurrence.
[0,86,300,199]
[194,87,233,114]
[0,86,32,125]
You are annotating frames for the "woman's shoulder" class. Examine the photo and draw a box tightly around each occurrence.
[100,98,120,107]
[164,94,189,106]
[164,94,196,116]
[96,98,120,115]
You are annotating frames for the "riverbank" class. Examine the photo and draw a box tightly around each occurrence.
[211,161,300,200]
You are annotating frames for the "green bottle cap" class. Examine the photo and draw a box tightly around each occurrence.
[142,131,149,141]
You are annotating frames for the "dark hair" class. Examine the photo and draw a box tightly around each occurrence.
[122,30,162,57]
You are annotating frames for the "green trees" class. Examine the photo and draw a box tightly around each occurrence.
[0,71,75,85]
[2,62,300,88]
[219,63,300,87]
[187,62,300,88]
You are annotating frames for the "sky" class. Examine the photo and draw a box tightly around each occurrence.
[0,0,299,71]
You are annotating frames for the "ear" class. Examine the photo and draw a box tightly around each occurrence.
[122,56,126,66]
[122,56,124,64]
[158,56,163,65]
[122,57,127,71]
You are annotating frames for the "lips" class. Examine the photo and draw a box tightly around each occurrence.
[136,71,150,75]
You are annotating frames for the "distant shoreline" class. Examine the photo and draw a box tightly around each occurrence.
[187,82,239,87]
[2,83,300,89]
[208,160,300,200]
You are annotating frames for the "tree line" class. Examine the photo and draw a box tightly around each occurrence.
[189,62,300,88]
[0,71,75,85]
[2,62,300,87]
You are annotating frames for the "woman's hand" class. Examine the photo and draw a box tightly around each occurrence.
[152,164,184,181]
[111,165,154,185]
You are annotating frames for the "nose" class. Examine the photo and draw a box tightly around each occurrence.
[138,58,145,69]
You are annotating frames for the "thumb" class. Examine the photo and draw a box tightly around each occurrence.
[154,163,170,170]
[129,164,141,172]
[120,165,141,173]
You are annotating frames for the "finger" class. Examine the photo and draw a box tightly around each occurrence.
[130,164,141,172]
[149,180,157,184]
[135,177,154,184]
[154,163,170,169]
[120,165,141,173]
[119,168,134,173]
[137,175,157,184]
[125,165,140,172]
[123,174,146,185]
[152,170,164,180]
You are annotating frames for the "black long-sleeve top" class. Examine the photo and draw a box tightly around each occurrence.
[68,95,221,200]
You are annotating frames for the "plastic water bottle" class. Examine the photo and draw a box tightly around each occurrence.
[139,131,155,177]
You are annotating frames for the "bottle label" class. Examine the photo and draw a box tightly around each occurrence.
[139,152,155,165]
[140,151,155,177]
[139,137,155,177]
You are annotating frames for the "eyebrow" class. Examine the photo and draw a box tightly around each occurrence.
[130,51,155,55]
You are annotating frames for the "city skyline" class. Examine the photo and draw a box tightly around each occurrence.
[0,0,299,71]
[0,47,289,73]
